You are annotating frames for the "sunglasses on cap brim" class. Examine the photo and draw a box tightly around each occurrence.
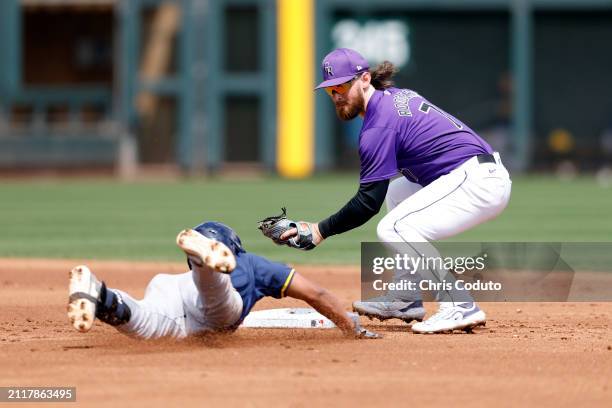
[324,74,362,97]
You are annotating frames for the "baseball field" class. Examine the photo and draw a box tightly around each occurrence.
[1,175,611,406]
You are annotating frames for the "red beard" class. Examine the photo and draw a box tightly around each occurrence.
[335,91,364,121]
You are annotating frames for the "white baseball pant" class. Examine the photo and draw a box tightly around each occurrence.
[377,152,512,302]
[112,264,243,339]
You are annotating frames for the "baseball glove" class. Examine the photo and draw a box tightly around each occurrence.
[257,207,317,251]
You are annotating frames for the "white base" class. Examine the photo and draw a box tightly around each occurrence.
[240,308,352,329]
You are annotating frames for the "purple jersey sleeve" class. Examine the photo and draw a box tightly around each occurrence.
[359,127,399,183]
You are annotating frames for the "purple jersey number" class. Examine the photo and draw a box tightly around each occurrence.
[418,102,463,130]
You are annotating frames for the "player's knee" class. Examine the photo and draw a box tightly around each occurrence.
[378,215,426,243]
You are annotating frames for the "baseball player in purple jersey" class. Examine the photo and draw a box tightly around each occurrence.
[281,48,512,334]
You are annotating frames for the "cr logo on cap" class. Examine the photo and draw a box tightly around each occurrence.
[324,61,333,76]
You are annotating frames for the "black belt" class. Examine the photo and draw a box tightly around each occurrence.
[477,153,496,164]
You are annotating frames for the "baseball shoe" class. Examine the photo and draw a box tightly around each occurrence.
[67,265,131,333]
[411,302,486,334]
[352,297,426,323]
[176,229,236,273]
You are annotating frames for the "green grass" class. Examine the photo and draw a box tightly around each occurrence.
[0,175,611,264]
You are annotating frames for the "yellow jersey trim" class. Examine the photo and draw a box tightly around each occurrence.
[280,269,296,297]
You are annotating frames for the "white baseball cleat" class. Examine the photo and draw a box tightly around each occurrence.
[67,265,102,333]
[176,229,236,273]
[411,302,486,334]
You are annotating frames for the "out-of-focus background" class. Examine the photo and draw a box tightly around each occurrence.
[1,0,611,264]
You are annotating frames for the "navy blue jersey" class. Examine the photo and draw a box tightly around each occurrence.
[229,252,295,323]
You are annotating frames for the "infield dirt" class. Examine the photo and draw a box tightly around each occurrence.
[1,258,611,407]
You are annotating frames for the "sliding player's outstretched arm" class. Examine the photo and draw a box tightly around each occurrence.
[285,272,380,339]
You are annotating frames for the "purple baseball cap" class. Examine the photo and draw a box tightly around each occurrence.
[315,48,369,90]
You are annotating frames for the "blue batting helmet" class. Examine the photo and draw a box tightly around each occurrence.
[193,221,245,255]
